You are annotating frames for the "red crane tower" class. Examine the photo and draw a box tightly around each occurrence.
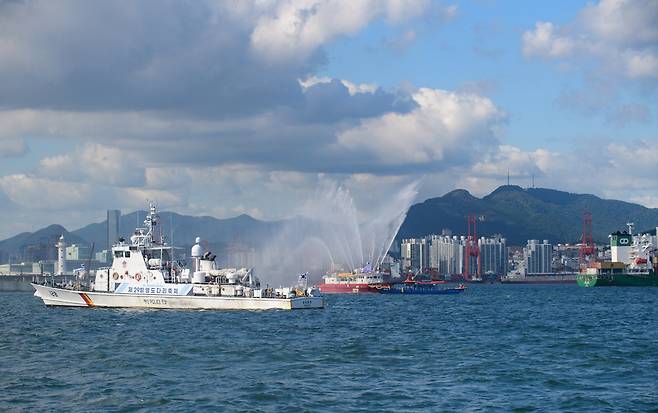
[463,214,481,281]
[579,211,595,270]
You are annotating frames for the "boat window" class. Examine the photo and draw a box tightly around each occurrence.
[129,246,137,251]
[114,251,123,258]
[125,251,131,258]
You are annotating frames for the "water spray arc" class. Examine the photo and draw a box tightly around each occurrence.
[256,179,419,283]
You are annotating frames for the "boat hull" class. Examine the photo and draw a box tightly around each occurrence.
[32,284,324,310]
[378,285,465,295]
[316,283,379,294]
[576,273,658,287]
[501,276,577,285]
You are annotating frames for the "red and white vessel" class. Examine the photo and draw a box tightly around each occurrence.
[316,269,384,294]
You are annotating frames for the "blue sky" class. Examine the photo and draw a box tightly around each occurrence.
[0,0,656,238]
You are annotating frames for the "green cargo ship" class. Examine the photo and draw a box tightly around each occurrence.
[577,231,658,287]
[576,269,658,287]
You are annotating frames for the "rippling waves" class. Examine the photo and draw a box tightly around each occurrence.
[1,285,658,412]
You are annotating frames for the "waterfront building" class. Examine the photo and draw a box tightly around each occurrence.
[107,209,121,250]
[554,244,580,272]
[65,244,91,261]
[401,237,429,271]
[479,236,508,276]
[407,234,508,277]
[525,239,552,274]
[95,249,110,264]
[428,235,464,275]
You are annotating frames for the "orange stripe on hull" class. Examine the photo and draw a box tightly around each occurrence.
[79,293,95,307]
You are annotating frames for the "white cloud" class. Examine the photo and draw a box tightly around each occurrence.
[580,0,658,46]
[299,76,378,96]
[450,139,658,204]
[339,80,378,96]
[522,22,575,58]
[523,0,658,80]
[250,0,432,61]
[337,88,505,165]
[626,52,658,79]
[39,144,146,187]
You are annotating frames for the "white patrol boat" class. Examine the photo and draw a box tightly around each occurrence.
[32,203,323,310]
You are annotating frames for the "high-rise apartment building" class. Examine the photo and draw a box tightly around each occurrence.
[429,235,464,275]
[401,237,430,271]
[107,209,121,250]
[479,236,508,275]
[525,239,552,274]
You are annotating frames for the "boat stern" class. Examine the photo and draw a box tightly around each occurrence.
[290,295,324,309]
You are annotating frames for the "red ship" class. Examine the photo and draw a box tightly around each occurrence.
[316,270,384,294]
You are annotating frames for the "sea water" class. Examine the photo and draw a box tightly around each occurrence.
[1,285,657,412]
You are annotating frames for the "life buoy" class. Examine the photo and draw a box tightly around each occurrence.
[135,272,142,282]
[112,272,119,280]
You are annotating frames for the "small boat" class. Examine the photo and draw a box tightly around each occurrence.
[376,274,466,295]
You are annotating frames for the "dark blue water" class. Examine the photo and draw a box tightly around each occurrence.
[1,285,658,412]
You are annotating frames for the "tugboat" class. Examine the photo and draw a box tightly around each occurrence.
[577,228,658,287]
[32,203,324,310]
[376,274,466,295]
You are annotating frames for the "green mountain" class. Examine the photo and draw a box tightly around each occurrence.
[0,224,89,263]
[0,211,281,264]
[398,185,658,245]
[72,210,282,252]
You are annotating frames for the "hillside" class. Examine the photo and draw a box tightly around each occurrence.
[398,185,658,245]
[0,224,89,263]
[72,210,282,252]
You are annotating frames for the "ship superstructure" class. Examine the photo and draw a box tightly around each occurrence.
[316,268,384,294]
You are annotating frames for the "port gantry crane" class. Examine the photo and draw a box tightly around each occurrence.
[579,212,595,270]
[463,214,482,281]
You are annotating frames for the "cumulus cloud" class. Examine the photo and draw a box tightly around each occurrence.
[522,0,658,80]
[0,0,313,114]
[626,52,658,79]
[336,88,506,167]
[250,0,432,61]
[450,139,658,205]
[0,0,655,242]
[39,144,146,187]
[522,0,658,124]
[522,22,575,58]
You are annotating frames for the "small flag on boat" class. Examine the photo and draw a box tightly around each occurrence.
[298,272,308,288]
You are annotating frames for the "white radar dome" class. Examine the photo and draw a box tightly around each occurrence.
[191,238,203,257]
